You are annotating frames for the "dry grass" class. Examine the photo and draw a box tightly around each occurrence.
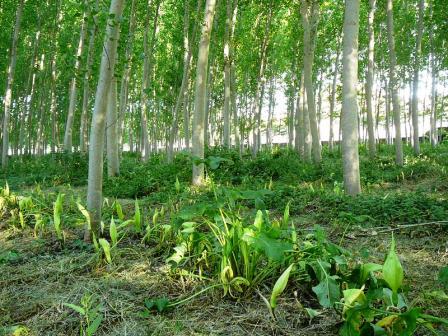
[1,219,447,336]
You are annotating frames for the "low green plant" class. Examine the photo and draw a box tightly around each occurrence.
[53,193,65,241]
[64,293,104,336]
[339,236,448,335]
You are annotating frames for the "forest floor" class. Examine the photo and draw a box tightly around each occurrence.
[1,145,448,335]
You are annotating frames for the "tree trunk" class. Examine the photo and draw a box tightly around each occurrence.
[302,77,312,161]
[329,35,341,151]
[386,0,403,166]
[85,0,125,242]
[192,0,217,186]
[341,0,361,195]
[230,0,239,150]
[410,0,424,154]
[168,0,202,162]
[366,0,376,159]
[63,4,88,153]
[117,0,136,154]
[295,73,303,155]
[429,1,438,146]
[80,0,100,153]
[301,0,321,163]
[222,0,232,147]
[2,0,24,168]
[107,78,119,176]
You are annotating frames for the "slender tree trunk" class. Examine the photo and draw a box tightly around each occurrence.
[302,77,312,161]
[118,0,136,154]
[230,0,239,150]
[80,0,100,153]
[386,0,403,166]
[266,78,275,147]
[140,1,153,161]
[107,78,119,176]
[410,0,424,154]
[192,0,217,186]
[295,74,303,155]
[251,5,272,157]
[19,25,41,155]
[85,0,125,242]
[329,35,341,151]
[429,1,438,146]
[168,0,202,162]
[2,0,24,168]
[301,0,321,163]
[342,0,361,195]
[366,0,376,158]
[222,0,232,147]
[63,4,88,153]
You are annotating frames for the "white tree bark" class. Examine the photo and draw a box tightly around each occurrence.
[301,0,321,163]
[80,0,100,153]
[386,0,403,166]
[86,0,125,241]
[118,0,136,154]
[192,0,217,186]
[410,0,424,154]
[429,1,438,146]
[341,0,361,195]
[366,0,376,158]
[329,36,341,152]
[2,0,24,168]
[63,4,88,153]
[107,78,119,176]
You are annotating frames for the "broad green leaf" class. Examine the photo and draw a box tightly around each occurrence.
[110,217,118,247]
[253,210,263,229]
[360,263,382,284]
[270,264,294,309]
[382,235,403,295]
[19,211,25,229]
[115,201,124,221]
[64,303,85,315]
[400,308,422,336]
[86,314,103,336]
[77,203,91,229]
[134,200,141,233]
[312,260,341,308]
[241,231,291,261]
[342,289,366,315]
[53,193,65,240]
[99,238,112,264]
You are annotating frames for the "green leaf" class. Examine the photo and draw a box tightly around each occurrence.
[86,314,103,336]
[400,308,422,336]
[242,231,291,261]
[134,200,141,233]
[98,239,112,264]
[64,303,85,316]
[270,264,294,309]
[53,193,65,240]
[175,177,181,193]
[253,210,263,229]
[312,260,341,308]
[282,201,290,228]
[382,235,403,295]
[115,201,124,221]
[360,263,382,284]
[110,217,118,247]
[77,203,91,229]
[342,289,366,316]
